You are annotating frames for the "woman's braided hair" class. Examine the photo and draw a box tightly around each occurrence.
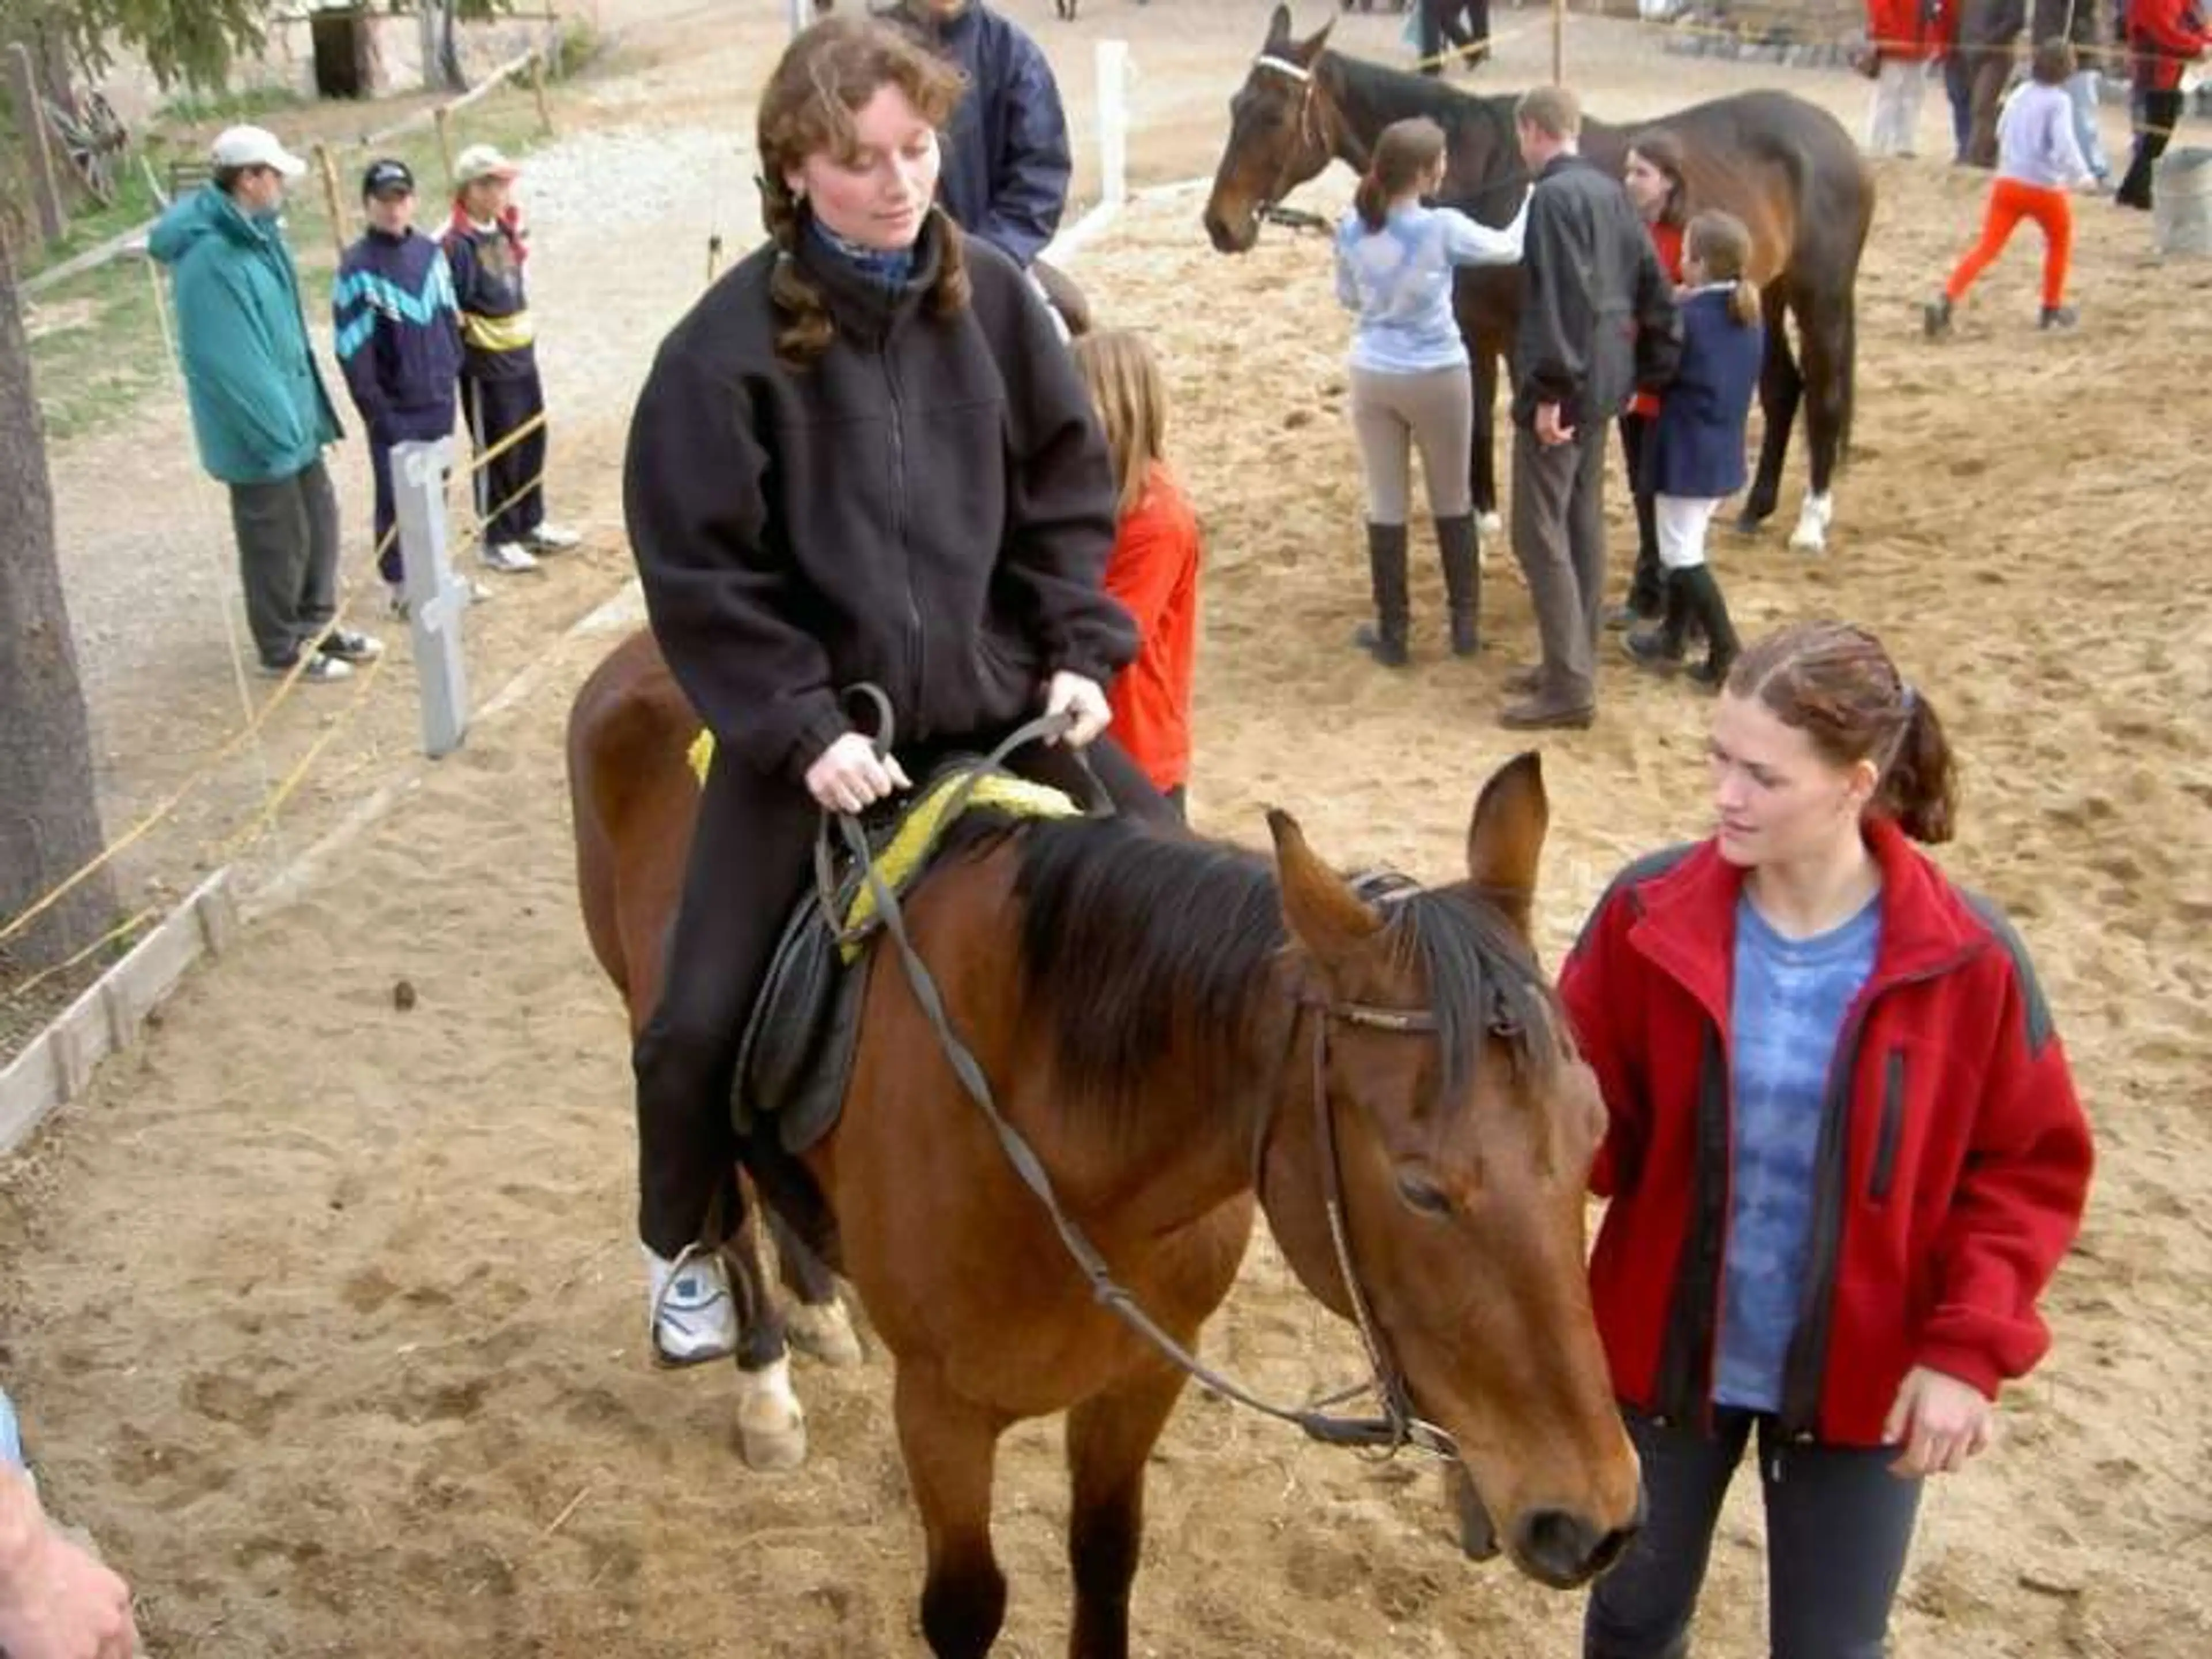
[757,16,972,368]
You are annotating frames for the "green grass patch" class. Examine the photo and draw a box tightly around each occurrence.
[153,85,313,127]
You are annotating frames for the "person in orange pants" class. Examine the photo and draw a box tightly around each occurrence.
[1926,39,2093,334]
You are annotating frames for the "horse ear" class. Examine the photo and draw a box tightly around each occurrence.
[1265,4,1293,48]
[1269,808,1385,965]
[1465,752,1549,939]
[1297,17,1335,60]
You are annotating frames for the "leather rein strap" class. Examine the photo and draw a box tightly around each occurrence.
[819,687,1456,1459]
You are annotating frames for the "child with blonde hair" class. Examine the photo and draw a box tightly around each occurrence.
[1071,328,1203,818]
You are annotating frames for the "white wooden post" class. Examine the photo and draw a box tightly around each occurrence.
[1096,39,1130,207]
[788,0,810,37]
[391,436,471,757]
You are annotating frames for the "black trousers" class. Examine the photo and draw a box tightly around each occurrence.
[634,729,1172,1256]
[1584,1410,1924,1659]
[461,370,548,545]
[1616,411,1661,613]
[2117,88,2183,211]
[368,405,456,584]
[1419,0,1487,73]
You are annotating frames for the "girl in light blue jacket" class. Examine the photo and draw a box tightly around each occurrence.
[1334,117,1527,665]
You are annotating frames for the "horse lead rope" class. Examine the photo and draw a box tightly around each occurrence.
[821,694,1456,1459]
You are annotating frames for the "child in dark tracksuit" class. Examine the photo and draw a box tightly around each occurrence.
[442,143,576,573]
[1624,210,1763,690]
[332,158,464,612]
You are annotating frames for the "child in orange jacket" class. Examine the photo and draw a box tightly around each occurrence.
[1071,329,1203,819]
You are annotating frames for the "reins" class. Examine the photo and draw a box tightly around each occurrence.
[820,688,1457,1459]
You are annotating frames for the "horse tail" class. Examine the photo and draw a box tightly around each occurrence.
[1838,161,1875,469]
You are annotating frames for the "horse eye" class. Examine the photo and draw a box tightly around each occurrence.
[1396,1172,1455,1219]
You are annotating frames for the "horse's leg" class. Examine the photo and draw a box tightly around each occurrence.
[769,1207,863,1367]
[1065,1364,1188,1659]
[1735,289,1802,535]
[1786,288,1852,554]
[895,1365,1012,1659]
[719,1197,808,1471]
[1466,347,1503,543]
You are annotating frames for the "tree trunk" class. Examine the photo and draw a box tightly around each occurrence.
[0,234,115,974]
[434,0,468,93]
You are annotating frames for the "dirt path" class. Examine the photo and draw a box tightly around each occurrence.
[6,5,2209,1657]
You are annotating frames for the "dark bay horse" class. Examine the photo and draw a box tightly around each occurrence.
[567,631,1640,1658]
[1205,5,1874,553]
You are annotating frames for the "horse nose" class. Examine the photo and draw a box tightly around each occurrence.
[1202,209,1232,251]
[1512,1507,1641,1589]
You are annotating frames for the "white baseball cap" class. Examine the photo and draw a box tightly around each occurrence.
[210,124,306,178]
[453,144,520,188]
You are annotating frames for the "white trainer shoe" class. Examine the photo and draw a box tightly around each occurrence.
[524,521,581,551]
[645,1244,738,1368]
[480,540,540,574]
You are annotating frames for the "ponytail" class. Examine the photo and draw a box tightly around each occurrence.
[1728,276,1761,327]
[1354,168,1390,233]
[1874,691,1959,845]
[1355,116,1448,234]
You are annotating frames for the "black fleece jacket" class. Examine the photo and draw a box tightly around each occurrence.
[624,215,1134,784]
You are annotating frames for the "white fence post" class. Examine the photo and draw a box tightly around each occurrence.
[1096,39,1130,209]
[391,435,471,758]
[789,0,810,38]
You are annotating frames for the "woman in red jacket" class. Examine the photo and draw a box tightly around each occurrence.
[1565,619,2093,1659]
[1609,131,1688,631]
[1864,0,1945,157]
[2116,0,2212,210]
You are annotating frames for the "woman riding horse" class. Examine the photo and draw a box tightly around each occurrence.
[621,15,1169,1367]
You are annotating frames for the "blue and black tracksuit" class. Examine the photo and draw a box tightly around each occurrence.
[333,228,463,581]
[442,210,548,545]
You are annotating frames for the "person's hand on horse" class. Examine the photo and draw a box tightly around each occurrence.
[805,732,912,815]
[1043,671,1112,747]
[1535,401,1576,448]
[1883,1364,1996,1479]
[0,1501,139,1659]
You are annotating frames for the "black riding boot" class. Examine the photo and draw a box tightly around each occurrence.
[1674,563,1743,688]
[1436,514,1479,656]
[1354,522,1411,666]
[1622,570,1688,671]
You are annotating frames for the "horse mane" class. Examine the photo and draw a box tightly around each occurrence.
[1000,815,1564,1141]
[1317,48,1525,202]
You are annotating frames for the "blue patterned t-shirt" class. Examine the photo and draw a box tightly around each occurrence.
[1334,198,1527,374]
[1713,890,1881,1412]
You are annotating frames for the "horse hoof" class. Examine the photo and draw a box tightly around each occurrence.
[1475,511,1504,544]
[736,1358,808,1472]
[789,1299,865,1368]
[1788,492,1834,555]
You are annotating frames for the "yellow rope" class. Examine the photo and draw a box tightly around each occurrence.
[1,904,162,1006]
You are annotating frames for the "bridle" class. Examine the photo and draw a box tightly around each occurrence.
[1248,52,1345,232]
[824,696,1457,1459]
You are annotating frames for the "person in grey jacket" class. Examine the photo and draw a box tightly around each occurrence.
[1502,86,1679,732]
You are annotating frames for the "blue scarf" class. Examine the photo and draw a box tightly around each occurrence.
[808,217,917,291]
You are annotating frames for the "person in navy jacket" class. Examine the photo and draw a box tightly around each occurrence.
[1625,209,1763,690]
[887,0,1071,268]
[332,158,464,609]
[1568,618,2093,1659]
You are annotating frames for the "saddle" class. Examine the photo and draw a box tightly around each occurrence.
[690,730,1085,1156]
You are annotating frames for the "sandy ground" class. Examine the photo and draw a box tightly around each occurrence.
[5,3,2210,1656]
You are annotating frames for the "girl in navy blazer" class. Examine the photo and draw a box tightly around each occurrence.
[1626,210,1763,688]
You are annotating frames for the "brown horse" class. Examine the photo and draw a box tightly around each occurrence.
[567,631,1639,1657]
[568,630,862,1470]
[1204,6,1874,553]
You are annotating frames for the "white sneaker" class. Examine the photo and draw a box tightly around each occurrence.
[319,627,384,664]
[645,1244,738,1368]
[524,521,581,551]
[480,540,540,574]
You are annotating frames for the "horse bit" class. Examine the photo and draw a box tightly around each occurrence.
[825,698,1456,1460]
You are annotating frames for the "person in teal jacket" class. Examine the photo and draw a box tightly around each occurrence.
[149,124,381,681]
